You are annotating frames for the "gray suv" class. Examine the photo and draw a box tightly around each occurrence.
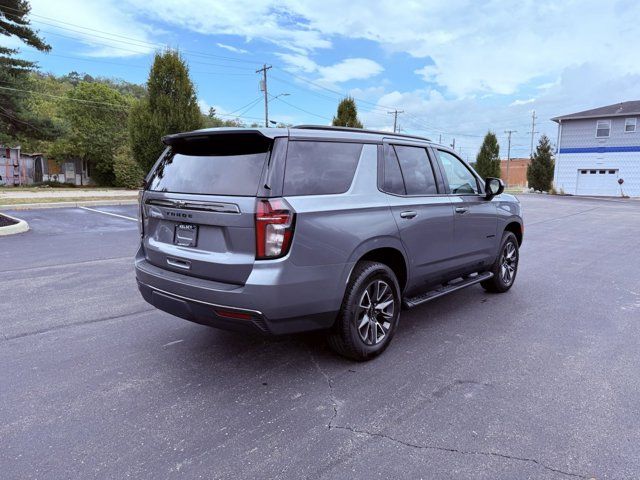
[135,126,523,360]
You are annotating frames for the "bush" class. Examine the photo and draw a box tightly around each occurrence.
[32,180,77,188]
[113,145,144,189]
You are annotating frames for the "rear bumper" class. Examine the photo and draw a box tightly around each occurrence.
[135,249,347,335]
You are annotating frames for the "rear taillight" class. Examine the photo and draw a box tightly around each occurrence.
[255,198,295,259]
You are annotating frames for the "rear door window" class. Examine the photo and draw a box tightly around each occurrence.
[382,144,406,195]
[393,145,438,195]
[283,141,363,196]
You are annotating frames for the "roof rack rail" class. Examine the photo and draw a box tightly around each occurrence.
[293,125,431,142]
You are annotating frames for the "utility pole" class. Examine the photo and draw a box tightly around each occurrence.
[528,110,538,157]
[387,109,404,133]
[504,129,517,187]
[256,64,272,127]
[438,134,442,144]
[450,138,456,150]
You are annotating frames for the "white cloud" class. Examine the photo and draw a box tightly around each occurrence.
[36,0,640,98]
[510,98,535,106]
[277,53,318,73]
[29,0,155,57]
[216,43,248,54]
[278,54,383,83]
[118,0,640,97]
[317,58,383,83]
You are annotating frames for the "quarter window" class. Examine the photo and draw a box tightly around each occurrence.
[625,118,637,133]
[283,141,363,196]
[437,150,479,195]
[596,120,611,138]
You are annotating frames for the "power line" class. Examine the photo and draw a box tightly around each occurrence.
[0,84,130,108]
[0,106,49,135]
[269,93,331,121]
[1,3,257,65]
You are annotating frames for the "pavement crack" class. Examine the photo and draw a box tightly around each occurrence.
[308,349,338,428]
[329,425,590,479]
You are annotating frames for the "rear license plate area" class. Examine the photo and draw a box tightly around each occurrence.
[174,223,198,247]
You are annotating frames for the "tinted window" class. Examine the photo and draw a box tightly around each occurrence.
[382,144,406,195]
[437,150,479,194]
[284,141,363,196]
[393,145,437,195]
[148,151,267,196]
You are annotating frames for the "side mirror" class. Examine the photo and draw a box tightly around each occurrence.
[485,177,504,199]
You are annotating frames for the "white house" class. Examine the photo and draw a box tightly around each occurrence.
[552,101,640,197]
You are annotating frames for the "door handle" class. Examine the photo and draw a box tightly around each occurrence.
[455,207,469,214]
[400,210,418,219]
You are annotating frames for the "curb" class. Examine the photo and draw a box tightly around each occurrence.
[0,199,138,211]
[0,212,29,236]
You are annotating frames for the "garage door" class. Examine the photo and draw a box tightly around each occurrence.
[576,169,619,196]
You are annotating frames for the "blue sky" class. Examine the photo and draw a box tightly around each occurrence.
[4,0,640,159]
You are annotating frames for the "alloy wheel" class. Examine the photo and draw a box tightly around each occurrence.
[356,280,395,345]
[500,241,518,285]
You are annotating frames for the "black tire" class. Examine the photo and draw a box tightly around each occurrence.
[481,231,519,293]
[327,261,401,361]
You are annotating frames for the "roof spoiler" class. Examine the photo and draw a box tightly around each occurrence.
[162,128,275,156]
[162,128,278,146]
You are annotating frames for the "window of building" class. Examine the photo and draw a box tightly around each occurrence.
[624,118,637,133]
[595,120,611,138]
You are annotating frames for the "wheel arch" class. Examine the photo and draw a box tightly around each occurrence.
[505,221,523,246]
[342,238,409,294]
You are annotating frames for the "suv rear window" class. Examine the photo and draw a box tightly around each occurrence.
[148,135,271,196]
[284,141,363,196]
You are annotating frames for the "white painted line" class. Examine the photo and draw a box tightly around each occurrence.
[162,339,184,348]
[78,205,137,222]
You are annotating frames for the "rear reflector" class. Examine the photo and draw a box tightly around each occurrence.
[215,309,252,320]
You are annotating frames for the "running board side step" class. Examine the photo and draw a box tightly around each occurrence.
[402,272,493,309]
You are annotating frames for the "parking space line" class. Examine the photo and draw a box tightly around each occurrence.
[78,206,137,222]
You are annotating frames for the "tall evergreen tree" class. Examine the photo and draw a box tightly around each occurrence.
[129,50,202,172]
[332,97,363,128]
[0,0,55,140]
[475,131,501,178]
[527,134,555,191]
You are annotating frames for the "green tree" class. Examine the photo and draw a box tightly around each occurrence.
[527,134,555,191]
[129,50,202,172]
[332,96,363,128]
[52,82,130,185]
[113,144,144,188]
[475,131,501,178]
[0,0,55,141]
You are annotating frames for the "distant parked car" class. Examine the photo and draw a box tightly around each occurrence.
[135,126,523,360]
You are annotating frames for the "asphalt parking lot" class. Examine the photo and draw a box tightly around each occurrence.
[1,195,639,479]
